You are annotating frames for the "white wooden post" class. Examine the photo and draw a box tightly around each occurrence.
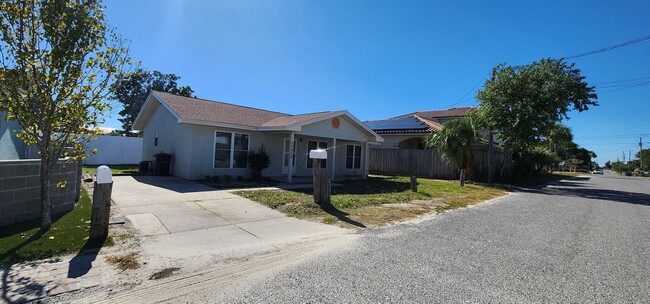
[331,138,337,182]
[363,142,370,179]
[288,132,294,183]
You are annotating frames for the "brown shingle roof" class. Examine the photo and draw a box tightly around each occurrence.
[260,111,334,127]
[153,91,334,128]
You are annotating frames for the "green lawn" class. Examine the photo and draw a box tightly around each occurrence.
[235,175,508,228]
[0,188,112,265]
[83,164,139,175]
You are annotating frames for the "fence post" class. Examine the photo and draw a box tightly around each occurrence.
[90,166,112,241]
[410,176,417,192]
[459,169,466,187]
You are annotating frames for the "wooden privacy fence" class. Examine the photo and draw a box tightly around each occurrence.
[369,147,512,180]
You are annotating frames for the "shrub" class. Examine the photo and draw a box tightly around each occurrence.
[248,145,271,179]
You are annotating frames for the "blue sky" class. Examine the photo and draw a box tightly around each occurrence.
[103,0,650,165]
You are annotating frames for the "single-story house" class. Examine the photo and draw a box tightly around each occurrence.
[364,107,472,149]
[133,91,384,181]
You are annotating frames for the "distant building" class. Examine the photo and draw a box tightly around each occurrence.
[0,113,28,160]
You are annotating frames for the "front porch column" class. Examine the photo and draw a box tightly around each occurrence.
[363,141,370,179]
[331,138,337,182]
[288,132,295,183]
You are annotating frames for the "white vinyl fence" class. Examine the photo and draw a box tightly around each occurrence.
[83,135,142,165]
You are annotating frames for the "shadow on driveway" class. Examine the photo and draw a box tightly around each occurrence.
[131,175,216,193]
[519,180,650,207]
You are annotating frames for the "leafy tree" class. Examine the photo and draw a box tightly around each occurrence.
[111,68,193,134]
[0,0,130,231]
[636,149,650,170]
[477,58,597,152]
[604,161,611,169]
[426,110,484,180]
[477,58,597,176]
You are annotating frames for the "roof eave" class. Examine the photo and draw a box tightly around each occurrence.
[180,119,258,131]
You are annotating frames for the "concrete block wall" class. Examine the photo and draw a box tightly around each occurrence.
[0,159,81,226]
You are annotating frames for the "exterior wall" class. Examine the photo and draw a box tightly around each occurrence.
[0,159,81,227]
[0,114,27,160]
[140,105,193,178]
[372,134,427,149]
[186,125,286,180]
[84,135,143,165]
[299,116,371,142]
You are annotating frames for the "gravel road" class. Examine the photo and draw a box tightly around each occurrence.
[207,172,650,303]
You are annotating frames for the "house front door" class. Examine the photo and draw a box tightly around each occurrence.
[282,138,296,174]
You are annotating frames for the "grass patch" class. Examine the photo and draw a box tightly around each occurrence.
[234,175,507,228]
[0,188,113,265]
[105,252,140,271]
[83,164,139,175]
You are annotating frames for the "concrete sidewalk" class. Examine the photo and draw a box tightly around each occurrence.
[1,253,102,303]
[111,176,349,270]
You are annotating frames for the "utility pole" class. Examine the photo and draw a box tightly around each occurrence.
[487,68,496,185]
[629,150,632,172]
[640,137,644,171]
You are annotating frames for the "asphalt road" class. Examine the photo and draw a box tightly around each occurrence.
[208,172,650,303]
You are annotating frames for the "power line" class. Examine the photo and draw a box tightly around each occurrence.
[447,72,490,108]
[565,34,650,59]
[592,75,650,85]
[575,133,650,140]
[598,80,650,89]
[597,81,650,93]
[449,35,650,105]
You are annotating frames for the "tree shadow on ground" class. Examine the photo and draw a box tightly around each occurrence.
[1,230,47,304]
[519,185,650,207]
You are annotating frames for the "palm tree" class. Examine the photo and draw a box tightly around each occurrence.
[426,112,483,180]
[547,124,573,155]
[546,123,573,171]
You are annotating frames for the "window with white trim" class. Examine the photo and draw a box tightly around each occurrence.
[345,145,361,169]
[214,131,249,168]
[307,140,327,168]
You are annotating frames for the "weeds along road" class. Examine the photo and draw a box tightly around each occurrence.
[205,172,650,303]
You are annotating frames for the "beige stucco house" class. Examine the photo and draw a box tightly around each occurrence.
[133,91,383,181]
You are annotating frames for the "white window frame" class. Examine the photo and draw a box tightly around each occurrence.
[213,130,250,169]
[345,144,362,169]
[306,140,328,169]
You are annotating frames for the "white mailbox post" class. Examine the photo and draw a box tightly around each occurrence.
[90,165,113,241]
[309,149,330,204]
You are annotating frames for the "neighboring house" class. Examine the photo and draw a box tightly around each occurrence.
[132,91,383,181]
[364,107,472,149]
[0,113,28,160]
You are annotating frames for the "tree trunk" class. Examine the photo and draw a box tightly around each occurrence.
[40,158,52,231]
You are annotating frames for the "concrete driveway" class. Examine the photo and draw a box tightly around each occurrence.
[110,176,348,270]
